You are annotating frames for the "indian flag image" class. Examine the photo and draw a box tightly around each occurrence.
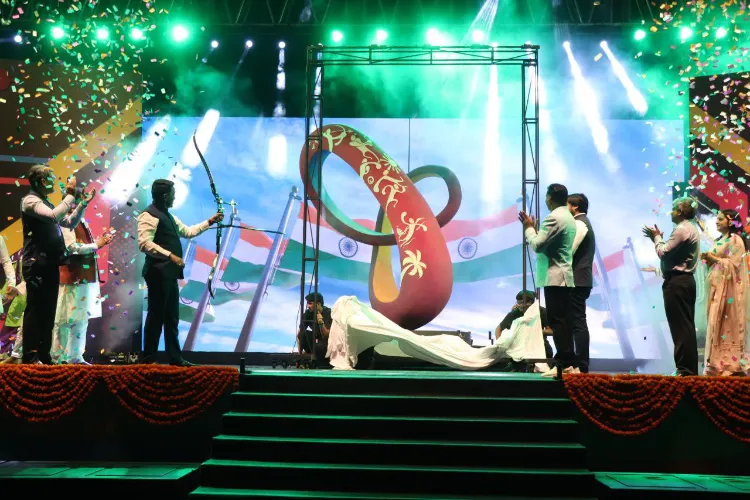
[280,204,526,284]
[279,204,372,283]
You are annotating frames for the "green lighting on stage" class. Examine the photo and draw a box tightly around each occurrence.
[96,27,109,40]
[634,29,646,41]
[51,26,65,39]
[471,29,485,43]
[332,30,343,43]
[130,28,144,41]
[375,29,388,43]
[716,27,728,38]
[172,25,189,43]
[680,26,693,41]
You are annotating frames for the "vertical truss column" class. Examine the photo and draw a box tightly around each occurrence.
[521,49,541,297]
[300,45,324,362]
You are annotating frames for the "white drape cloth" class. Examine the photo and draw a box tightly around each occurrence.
[327,296,547,371]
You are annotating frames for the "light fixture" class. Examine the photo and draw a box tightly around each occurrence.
[245,40,253,48]
[716,27,728,38]
[130,28,144,41]
[13,33,22,44]
[172,25,189,43]
[52,26,65,39]
[211,40,219,48]
[634,29,646,41]
[96,27,109,40]
[278,41,286,49]
[331,30,343,43]
[375,29,388,43]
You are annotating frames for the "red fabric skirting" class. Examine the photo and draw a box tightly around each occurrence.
[564,374,750,442]
[0,365,238,425]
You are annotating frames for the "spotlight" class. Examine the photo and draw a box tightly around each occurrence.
[375,29,388,43]
[52,26,65,39]
[599,40,608,48]
[680,26,693,41]
[471,29,485,43]
[491,41,499,48]
[331,30,343,43]
[172,25,189,43]
[634,29,646,41]
[562,40,571,49]
[278,41,286,49]
[130,28,144,41]
[96,27,109,40]
[211,40,219,48]
[13,33,22,44]
[716,27,728,38]
[245,40,253,48]
[426,27,440,45]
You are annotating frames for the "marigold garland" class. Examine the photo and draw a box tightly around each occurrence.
[0,365,238,424]
[564,374,750,442]
[563,373,687,436]
[689,377,750,443]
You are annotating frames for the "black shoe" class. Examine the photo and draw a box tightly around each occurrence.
[170,359,197,367]
[140,355,157,364]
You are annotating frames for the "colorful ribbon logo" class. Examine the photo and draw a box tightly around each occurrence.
[300,124,462,330]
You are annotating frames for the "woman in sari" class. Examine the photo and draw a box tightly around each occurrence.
[700,209,750,376]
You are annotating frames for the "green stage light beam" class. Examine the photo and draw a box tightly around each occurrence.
[634,29,646,41]
[172,25,189,43]
[375,29,388,43]
[332,30,343,43]
[52,26,65,39]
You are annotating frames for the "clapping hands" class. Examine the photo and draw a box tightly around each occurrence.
[642,224,662,241]
[518,211,536,230]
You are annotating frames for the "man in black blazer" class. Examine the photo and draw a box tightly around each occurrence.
[567,193,595,373]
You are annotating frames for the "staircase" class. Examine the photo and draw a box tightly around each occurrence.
[190,370,596,499]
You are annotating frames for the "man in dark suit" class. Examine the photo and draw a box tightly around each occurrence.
[20,165,89,364]
[137,179,223,366]
[567,193,596,373]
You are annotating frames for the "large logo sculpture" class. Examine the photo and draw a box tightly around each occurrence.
[300,124,462,330]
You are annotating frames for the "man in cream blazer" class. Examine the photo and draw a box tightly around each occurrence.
[519,184,577,377]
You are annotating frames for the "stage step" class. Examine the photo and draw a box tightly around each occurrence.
[210,435,588,468]
[0,461,199,497]
[198,459,596,496]
[191,487,599,499]
[221,412,579,443]
[595,472,750,499]
[197,370,590,499]
[230,391,573,418]
[240,371,566,398]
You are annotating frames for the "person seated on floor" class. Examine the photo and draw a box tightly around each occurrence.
[298,292,333,367]
[495,290,554,369]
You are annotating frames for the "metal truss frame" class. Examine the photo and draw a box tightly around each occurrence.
[301,45,540,355]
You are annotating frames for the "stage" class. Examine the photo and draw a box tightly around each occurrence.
[0,365,747,498]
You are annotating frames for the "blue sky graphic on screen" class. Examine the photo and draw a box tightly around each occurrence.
[142,116,684,363]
